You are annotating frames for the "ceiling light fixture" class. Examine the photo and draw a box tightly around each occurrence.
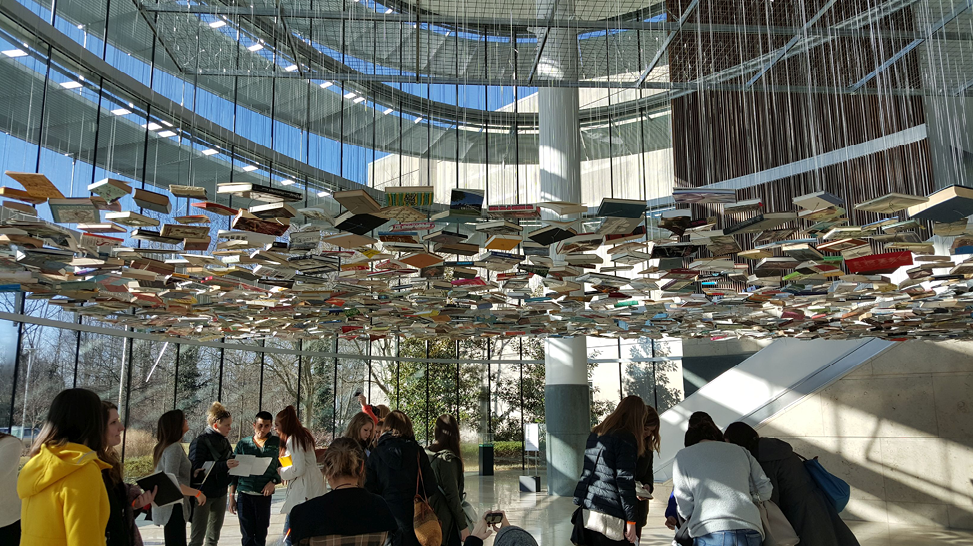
[385,8,393,13]
[59,80,83,89]
[242,165,258,172]
[383,108,394,115]
[247,43,264,52]
[284,64,298,72]
[648,111,669,119]
[344,92,357,99]
[209,20,226,29]
[353,97,366,103]
[157,130,176,138]
[280,179,296,186]
[201,148,219,156]
[110,107,131,116]
[320,81,333,88]
[2,49,27,58]
[414,117,423,123]
[142,122,162,131]
[317,190,331,197]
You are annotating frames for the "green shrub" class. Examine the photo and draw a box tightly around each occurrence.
[123,455,155,482]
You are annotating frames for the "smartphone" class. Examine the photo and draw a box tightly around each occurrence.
[485,512,503,524]
[353,389,362,398]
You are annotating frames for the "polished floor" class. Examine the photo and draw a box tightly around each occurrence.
[138,469,973,545]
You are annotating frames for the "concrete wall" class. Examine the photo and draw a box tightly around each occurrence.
[681,338,772,397]
[758,340,973,529]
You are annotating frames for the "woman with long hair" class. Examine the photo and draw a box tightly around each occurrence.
[365,410,438,546]
[723,422,859,546]
[426,414,468,546]
[152,409,207,546]
[572,395,648,545]
[276,405,325,544]
[188,402,240,546]
[671,419,772,546]
[634,405,661,540]
[17,388,111,546]
[343,412,375,456]
[0,430,22,546]
[288,438,397,545]
[100,401,156,546]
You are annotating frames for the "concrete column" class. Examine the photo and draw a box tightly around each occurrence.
[535,0,588,497]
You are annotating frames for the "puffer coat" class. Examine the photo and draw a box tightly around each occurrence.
[572,430,638,523]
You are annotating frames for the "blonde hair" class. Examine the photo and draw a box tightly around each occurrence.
[645,405,661,454]
[207,401,231,425]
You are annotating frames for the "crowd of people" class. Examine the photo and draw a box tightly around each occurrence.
[0,387,536,546]
[572,397,860,546]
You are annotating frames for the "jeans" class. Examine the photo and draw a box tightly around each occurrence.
[237,493,273,546]
[189,494,227,546]
[0,520,21,546]
[282,513,292,546]
[694,529,762,546]
[164,506,187,546]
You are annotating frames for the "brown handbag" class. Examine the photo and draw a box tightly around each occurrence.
[413,451,442,546]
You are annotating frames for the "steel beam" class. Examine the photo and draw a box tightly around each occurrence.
[745,0,838,88]
[849,0,973,93]
[634,0,699,88]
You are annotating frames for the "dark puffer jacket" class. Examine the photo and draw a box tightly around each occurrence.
[188,428,233,499]
[365,433,439,546]
[572,430,638,523]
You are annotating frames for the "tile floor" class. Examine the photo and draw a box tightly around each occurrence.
[138,469,973,545]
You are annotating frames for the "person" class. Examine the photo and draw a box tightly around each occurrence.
[634,405,661,540]
[275,405,325,544]
[723,422,860,546]
[343,412,375,456]
[288,438,397,545]
[426,414,468,546]
[17,388,111,546]
[188,402,240,546]
[228,411,281,546]
[0,431,22,546]
[572,395,648,546]
[671,419,772,546]
[463,511,537,546]
[665,411,721,532]
[357,393,391,426]
[100,401,156,546]
[152,409,208,546]
[365,410,438,546]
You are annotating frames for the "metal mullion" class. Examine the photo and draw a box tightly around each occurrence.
[6,293,26,430]
[120,324,135,462]
[424,339,430,445]
[332,336,338,439]
[218,341,225,402]
[259,339,266,409]
[296,339,303,417]
[173,343,181,410]
[72,316,81,387]
[519,339,525,471]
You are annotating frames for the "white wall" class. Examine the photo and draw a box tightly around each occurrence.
[759,340,973,529]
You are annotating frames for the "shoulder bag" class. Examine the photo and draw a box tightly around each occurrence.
[798,453,850,512]
[413,451,443,546]
[747,456,799,546]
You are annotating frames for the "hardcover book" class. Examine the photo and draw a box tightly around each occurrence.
[449,189,484,218]
[133,188,171,214]
[192,202,239,216]
[385,186,434,207]
[88,178,131,202]
[217,182,304,203]
[906,185,973,223]
[596,198,646,218]
[6,172,64,199]
[105,211,160,228]
[48,198,100,224]
[168,185,208,199]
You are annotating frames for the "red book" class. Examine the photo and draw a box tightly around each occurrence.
[192,201,238,216]
[846,251,912,274]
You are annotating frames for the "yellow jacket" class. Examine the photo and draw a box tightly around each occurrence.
[17,441,111,546]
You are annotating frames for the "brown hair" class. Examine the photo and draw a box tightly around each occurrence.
[591,395,648,456]
[723,422,760,458]
[153,409,186,468]
[428,414,462,468]
[322,437,366,482]
[30,388,105,458]
[644,405,661,454]
[207,401,231,426]
[343,412,375,450]
[375,405,391,420]
[276,405,315,454]
[100,401,123,485]
[381,410,415,440]
[685,419,724,447]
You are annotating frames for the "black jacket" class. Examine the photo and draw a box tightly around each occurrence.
[188,428,234,498]
[756,438,860,546]
[364,433,439,546]
[634,450,654,529]
[572,430,638,523]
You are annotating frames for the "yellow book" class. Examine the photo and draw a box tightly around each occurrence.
[279,455,293,467]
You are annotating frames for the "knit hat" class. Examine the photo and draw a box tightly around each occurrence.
[494,526,538,546]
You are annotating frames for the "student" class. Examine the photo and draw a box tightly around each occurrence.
[573,395,648,545]
[634,405,661,540]
[0,431,22,546]
[275,405,325,544]
[100,401,156,546]
[288,438,397,545]
[188,402,240,546]
[365,410,438,546]
[356,393,391,426]
[17,388,111,546]
[343,412,375,456]
[426,414,468,546]
[152,409,207,546]
[671,419,772,546]
[228,411,281,546]
[723,422,860,546]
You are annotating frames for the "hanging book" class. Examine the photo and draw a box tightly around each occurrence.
[48,198,100,224]
[449,189,485,218]
[385,186,434,207]
[168,185,208,199]
[88,178,131,202]
[133,189,171,214]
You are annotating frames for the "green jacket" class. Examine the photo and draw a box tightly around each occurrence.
[426,448,466,544]
[231,435,282,494]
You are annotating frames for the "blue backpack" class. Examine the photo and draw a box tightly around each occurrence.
[799,454,851,512]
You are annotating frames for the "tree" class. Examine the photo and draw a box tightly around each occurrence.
[175,344,205,418]
[623,337,683,413]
